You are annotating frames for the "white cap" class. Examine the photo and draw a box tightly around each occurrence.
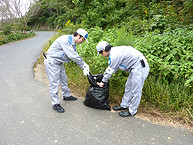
[96,41,109,55]
[76,28,88,43]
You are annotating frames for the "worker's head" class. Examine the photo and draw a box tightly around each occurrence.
[96,41,112,57]
[74,28,88,44]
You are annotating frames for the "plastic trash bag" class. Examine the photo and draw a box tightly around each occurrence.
[83,72,111,111]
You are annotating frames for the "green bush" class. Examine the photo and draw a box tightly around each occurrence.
[30,0,193,30]
[0,34,9,45]
[134,27,193,87]
[43,23,193,126]
[2,23,11,35]
[0,32,36,45]
[76,25,193,89]
[78,26,193,121]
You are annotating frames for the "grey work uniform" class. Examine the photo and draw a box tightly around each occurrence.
[102,46,149,115]
[44,35,85,106]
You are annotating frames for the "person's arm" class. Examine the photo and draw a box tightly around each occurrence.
[102,66,116,83]
[99,54,121,87]
[59,40,85,70]
[98,66,115,87]
[58,37,89,75]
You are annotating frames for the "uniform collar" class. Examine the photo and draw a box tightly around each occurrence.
[108,50,111,66]
[71,35,76,45]
[109,49,111,57]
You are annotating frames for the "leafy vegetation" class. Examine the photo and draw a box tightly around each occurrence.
[0,21,36,45]
[0,30,36,45]
[28,0,193,30]
[43,22,193,127]
[35,0,193,127]
[2,0,192,127]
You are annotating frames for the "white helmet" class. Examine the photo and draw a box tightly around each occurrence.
[96,41,109,55]
[76,28,88,43]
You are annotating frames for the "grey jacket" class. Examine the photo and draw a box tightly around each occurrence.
[102,46,144,82]
[46,35,85,70]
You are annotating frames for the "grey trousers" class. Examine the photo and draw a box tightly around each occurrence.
[121,58,149,115]
[44,59,71,106]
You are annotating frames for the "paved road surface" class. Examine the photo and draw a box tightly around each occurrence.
[0,31,192,145]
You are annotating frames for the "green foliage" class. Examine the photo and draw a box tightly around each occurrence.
[181,0,193,24]
[2,23,12,35]
[77,0,130,28]
[61,20,76,34]
[34,0,193,125]
[142,75,193,115]
[116,27,135,47]
[134,27,193,87]
[29,0,193,31]
[63,24,193,92]
[0,35,9,45]
[42,23,193,125]
[0,32,36,45]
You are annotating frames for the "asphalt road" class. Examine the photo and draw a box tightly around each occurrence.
[0,31,192,145]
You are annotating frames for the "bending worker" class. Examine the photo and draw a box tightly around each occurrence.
[44,28,89,113]
[96,41,149,117]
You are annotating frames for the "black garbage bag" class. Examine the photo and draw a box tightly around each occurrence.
[83,72,111,111]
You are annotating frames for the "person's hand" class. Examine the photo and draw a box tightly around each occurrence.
[97,82,104,87]
[83,62,89,71]
[83,62,89,76]
[83,69,89,76]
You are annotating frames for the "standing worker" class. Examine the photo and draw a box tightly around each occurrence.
[44,28,90,113]
[96,41,149,117]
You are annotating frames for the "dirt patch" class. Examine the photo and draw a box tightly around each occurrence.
[34,63,193,132]
[34,63,49,85]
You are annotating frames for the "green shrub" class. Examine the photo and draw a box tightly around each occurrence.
[135,27,193,87]
[42,22,193,126]
[2,24,11,35]
[0,32,36,45]
[0,34,9,45]
[68,25,192,124]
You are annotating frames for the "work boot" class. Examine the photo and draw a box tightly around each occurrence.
[53,104,65,113]
[113,105,127,111]
[119,110,136,117]
[63,96,77,101]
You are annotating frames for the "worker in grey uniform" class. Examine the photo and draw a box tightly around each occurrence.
[96,41,149,117]
[44,28,90,113]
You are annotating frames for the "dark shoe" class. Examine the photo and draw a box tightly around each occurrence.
[53,104,65,113]
[119,110,136,117]
[113,105,127,111]
[63,96,77,101]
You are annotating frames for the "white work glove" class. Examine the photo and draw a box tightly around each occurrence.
[83,62,89,76]
[83,69,89,76]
